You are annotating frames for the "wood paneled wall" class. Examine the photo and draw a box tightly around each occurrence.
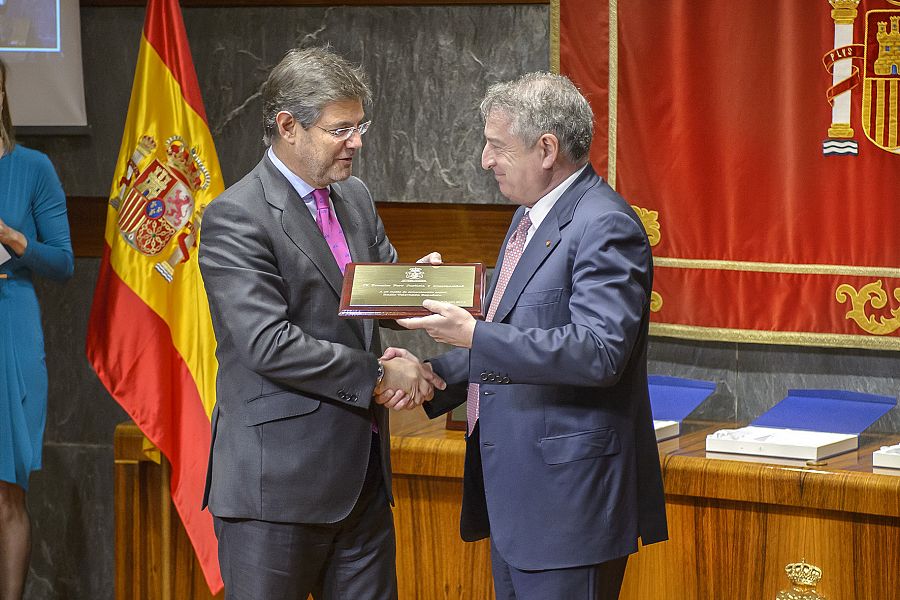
[70,197,517,265]
[68,197,107,258]
[114,425,219,600]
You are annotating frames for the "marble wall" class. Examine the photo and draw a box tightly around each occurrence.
[16,3,900,599]
[384,326,900,433]
[27,5,549,201]
[647,338,900,432]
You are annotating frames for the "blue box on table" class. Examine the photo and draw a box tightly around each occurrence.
[648,375,717,441]
[706,389,896,461]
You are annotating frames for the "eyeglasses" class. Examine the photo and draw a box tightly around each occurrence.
[314,120,371,141]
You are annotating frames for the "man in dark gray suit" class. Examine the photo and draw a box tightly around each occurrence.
[389,72,668,599]
[198,47,437,599]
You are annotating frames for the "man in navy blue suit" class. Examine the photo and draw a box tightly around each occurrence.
[387,72,668,599]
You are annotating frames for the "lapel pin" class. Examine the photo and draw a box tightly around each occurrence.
[545,240,551,247]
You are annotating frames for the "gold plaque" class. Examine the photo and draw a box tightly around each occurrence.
[775,559,826,600]
[339,263,485,318]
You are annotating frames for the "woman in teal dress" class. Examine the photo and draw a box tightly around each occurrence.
[0,58,73,599]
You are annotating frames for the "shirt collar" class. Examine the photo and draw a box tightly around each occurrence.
[267,146,320,201]
[524,165,587,241]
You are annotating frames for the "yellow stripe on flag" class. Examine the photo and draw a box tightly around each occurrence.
[104,34,223,417]
[890,79,898,149]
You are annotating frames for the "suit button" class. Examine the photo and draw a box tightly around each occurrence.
[502,376,510,384]
[489,374,497,382]
[481,372,489,381]
[350,394,358,402]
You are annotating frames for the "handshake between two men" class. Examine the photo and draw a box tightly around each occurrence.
[372,251,480,411]
[373,347,444,411]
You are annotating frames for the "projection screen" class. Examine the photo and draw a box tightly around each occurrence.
[0,0,88,128]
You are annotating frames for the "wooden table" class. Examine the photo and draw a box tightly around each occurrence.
[624,422,900,599]
[115,414,900,599]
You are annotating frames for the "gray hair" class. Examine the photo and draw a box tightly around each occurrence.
[480,72,593,164]
[262,46,371,145]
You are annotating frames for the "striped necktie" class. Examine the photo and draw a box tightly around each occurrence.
[466,212,532,435]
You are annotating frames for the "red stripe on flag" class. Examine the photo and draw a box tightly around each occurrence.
[86,246,222,593]
[142,0,208,123]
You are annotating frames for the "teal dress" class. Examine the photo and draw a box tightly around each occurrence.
[0,145,73,489]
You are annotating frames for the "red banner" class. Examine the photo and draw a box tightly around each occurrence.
[559,0,900,350]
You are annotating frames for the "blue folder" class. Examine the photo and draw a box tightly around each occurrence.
[751,389,896,435]
[648,375,716,423]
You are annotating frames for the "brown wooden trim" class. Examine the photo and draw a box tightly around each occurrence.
[69,196,515,265]
[377,201,514,266]
[68,196,109,259]
[82,0,546,6]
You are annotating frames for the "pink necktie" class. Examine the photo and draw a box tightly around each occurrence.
[466,212,532,435]
[313,188,378,433]
[313,188,379,433]
[312,188,352,273]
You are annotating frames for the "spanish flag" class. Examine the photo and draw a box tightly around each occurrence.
[86,0,223,591]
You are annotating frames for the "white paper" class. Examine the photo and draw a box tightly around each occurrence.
[654,420,679,442]
[705,425,858,461]
[0,244,11,266]
[873,442,900,470]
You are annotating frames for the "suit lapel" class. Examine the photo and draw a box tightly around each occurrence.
[259,157,367,346]
[274,202,345,297]
[489,166,600,324]
[489,213,560,324]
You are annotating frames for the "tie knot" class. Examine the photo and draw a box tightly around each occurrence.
[312,188,330,211]
[517,213,532,236]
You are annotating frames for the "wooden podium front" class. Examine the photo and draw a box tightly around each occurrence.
[115,413,900,599]
[114,424,218,600]
[112,415,489,600]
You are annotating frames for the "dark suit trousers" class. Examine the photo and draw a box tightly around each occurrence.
[213,434,398,600]
[490,538,628,600]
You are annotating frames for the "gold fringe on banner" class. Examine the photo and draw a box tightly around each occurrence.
[608,0,618,189]
[550,0,560,73]
[650,323,900,351]
[655,257,900,278]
